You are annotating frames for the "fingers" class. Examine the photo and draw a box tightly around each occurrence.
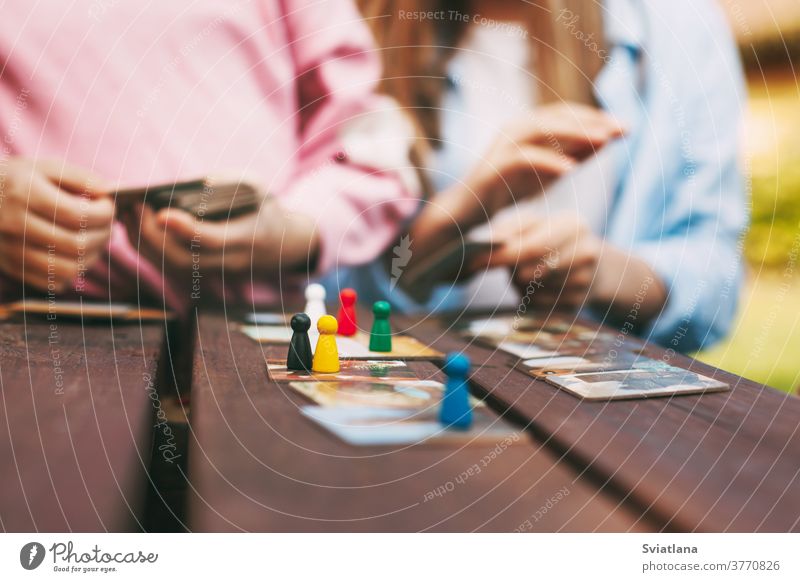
[520,117,609,152]
[156,208,197,240]
[513,270,594,310]
[26,174,115,229]
[158,208,259,252]
[513,102,626,157]
[474,212,601,311]
[141,208,247,271]
[135,206,192,270]
[470,144,574,210]
[17,211,110,256]
[37,159,111,196]
[544,102,627,137]
[573,102,627,129]
[488,221,569,267]
[0,239,82,292]
[509,236,598,310]
[520,287,590,309]
[514,145,576,176]
[514,259,594,292]
[158,208,229,248]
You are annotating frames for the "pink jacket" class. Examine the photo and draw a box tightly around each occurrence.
[0,0,417,308]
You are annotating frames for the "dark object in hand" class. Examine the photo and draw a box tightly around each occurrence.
[114,178,260,221]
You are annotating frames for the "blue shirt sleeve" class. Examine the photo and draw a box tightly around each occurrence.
[633,0,748,351]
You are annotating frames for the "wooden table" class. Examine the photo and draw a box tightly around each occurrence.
[7,306,796,532]
[187,313,652,532]
[0,316,164,531]
[403,314,800,532]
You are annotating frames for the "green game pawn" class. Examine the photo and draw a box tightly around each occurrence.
[369,300,392,352]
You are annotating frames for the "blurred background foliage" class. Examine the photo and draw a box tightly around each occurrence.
[742,68,800,268]
[695,1,800,393]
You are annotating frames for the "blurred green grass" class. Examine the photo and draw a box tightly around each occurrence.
[694,69,800,394]
[740,69,800,269]
[695,275,800,393]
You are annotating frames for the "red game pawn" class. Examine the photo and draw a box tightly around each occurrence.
[337,288,358,336]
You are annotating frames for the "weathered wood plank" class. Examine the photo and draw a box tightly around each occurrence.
[0,319,163,531]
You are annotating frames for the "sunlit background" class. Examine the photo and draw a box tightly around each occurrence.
[695,0,800,394]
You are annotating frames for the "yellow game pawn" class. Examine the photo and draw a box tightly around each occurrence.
[312,315,340,373]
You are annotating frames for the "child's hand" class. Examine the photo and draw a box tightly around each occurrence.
[0,158,113,292]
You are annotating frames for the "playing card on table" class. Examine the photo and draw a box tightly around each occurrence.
[240,324,294,343]
[240,324,443,359]
[472,326,618,361]
[289,380,485,410]
[244,312,289,325]
[301,406,521,446]
[460,314,593,339]
[337,333,444,359]
[266,359,418,382]
[518,348,641,377]
[543,360,729,401]
[491,340,561,359]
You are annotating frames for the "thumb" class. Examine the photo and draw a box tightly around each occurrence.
[157,208,197,240]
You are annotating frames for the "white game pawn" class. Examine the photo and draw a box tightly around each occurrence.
[304,283,327,338]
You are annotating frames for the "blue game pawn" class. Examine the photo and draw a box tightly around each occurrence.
[439,352,473,430]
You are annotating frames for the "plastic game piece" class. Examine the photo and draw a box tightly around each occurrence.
[369,300,392,352]
[439,352,473,430]
[304,283,327,333]
[312,315,340,373]
[337,288,358,336]
[287,313,313,372]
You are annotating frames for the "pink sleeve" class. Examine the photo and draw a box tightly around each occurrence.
[276,0,419,273]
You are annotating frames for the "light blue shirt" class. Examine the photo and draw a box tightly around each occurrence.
[324,0,748,353]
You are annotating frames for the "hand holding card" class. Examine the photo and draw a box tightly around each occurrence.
[114,177,260,221]
[118,178,321,278]
[400,237,500,301]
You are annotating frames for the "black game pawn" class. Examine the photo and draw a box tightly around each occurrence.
[287,313,313,372]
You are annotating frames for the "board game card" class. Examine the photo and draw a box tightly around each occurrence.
[518,349,642,377]
[240,324,294,343]
[4,300,169,321]
[288,380,485,410]
[244,312,289,325]
[460,314,616,361]
[494,340,561,359]
[267,359,418,382]
[315,334,444,359]
[243,328,371,354]
[460,315,593,339]
[473,326,618,360]
[347,332,443,359]
[114,178,260,220]
[499,328,614,350]
[319,336,440,359]
[543,363,729,401]
[242,325,443,359]
[301,406,521,446]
